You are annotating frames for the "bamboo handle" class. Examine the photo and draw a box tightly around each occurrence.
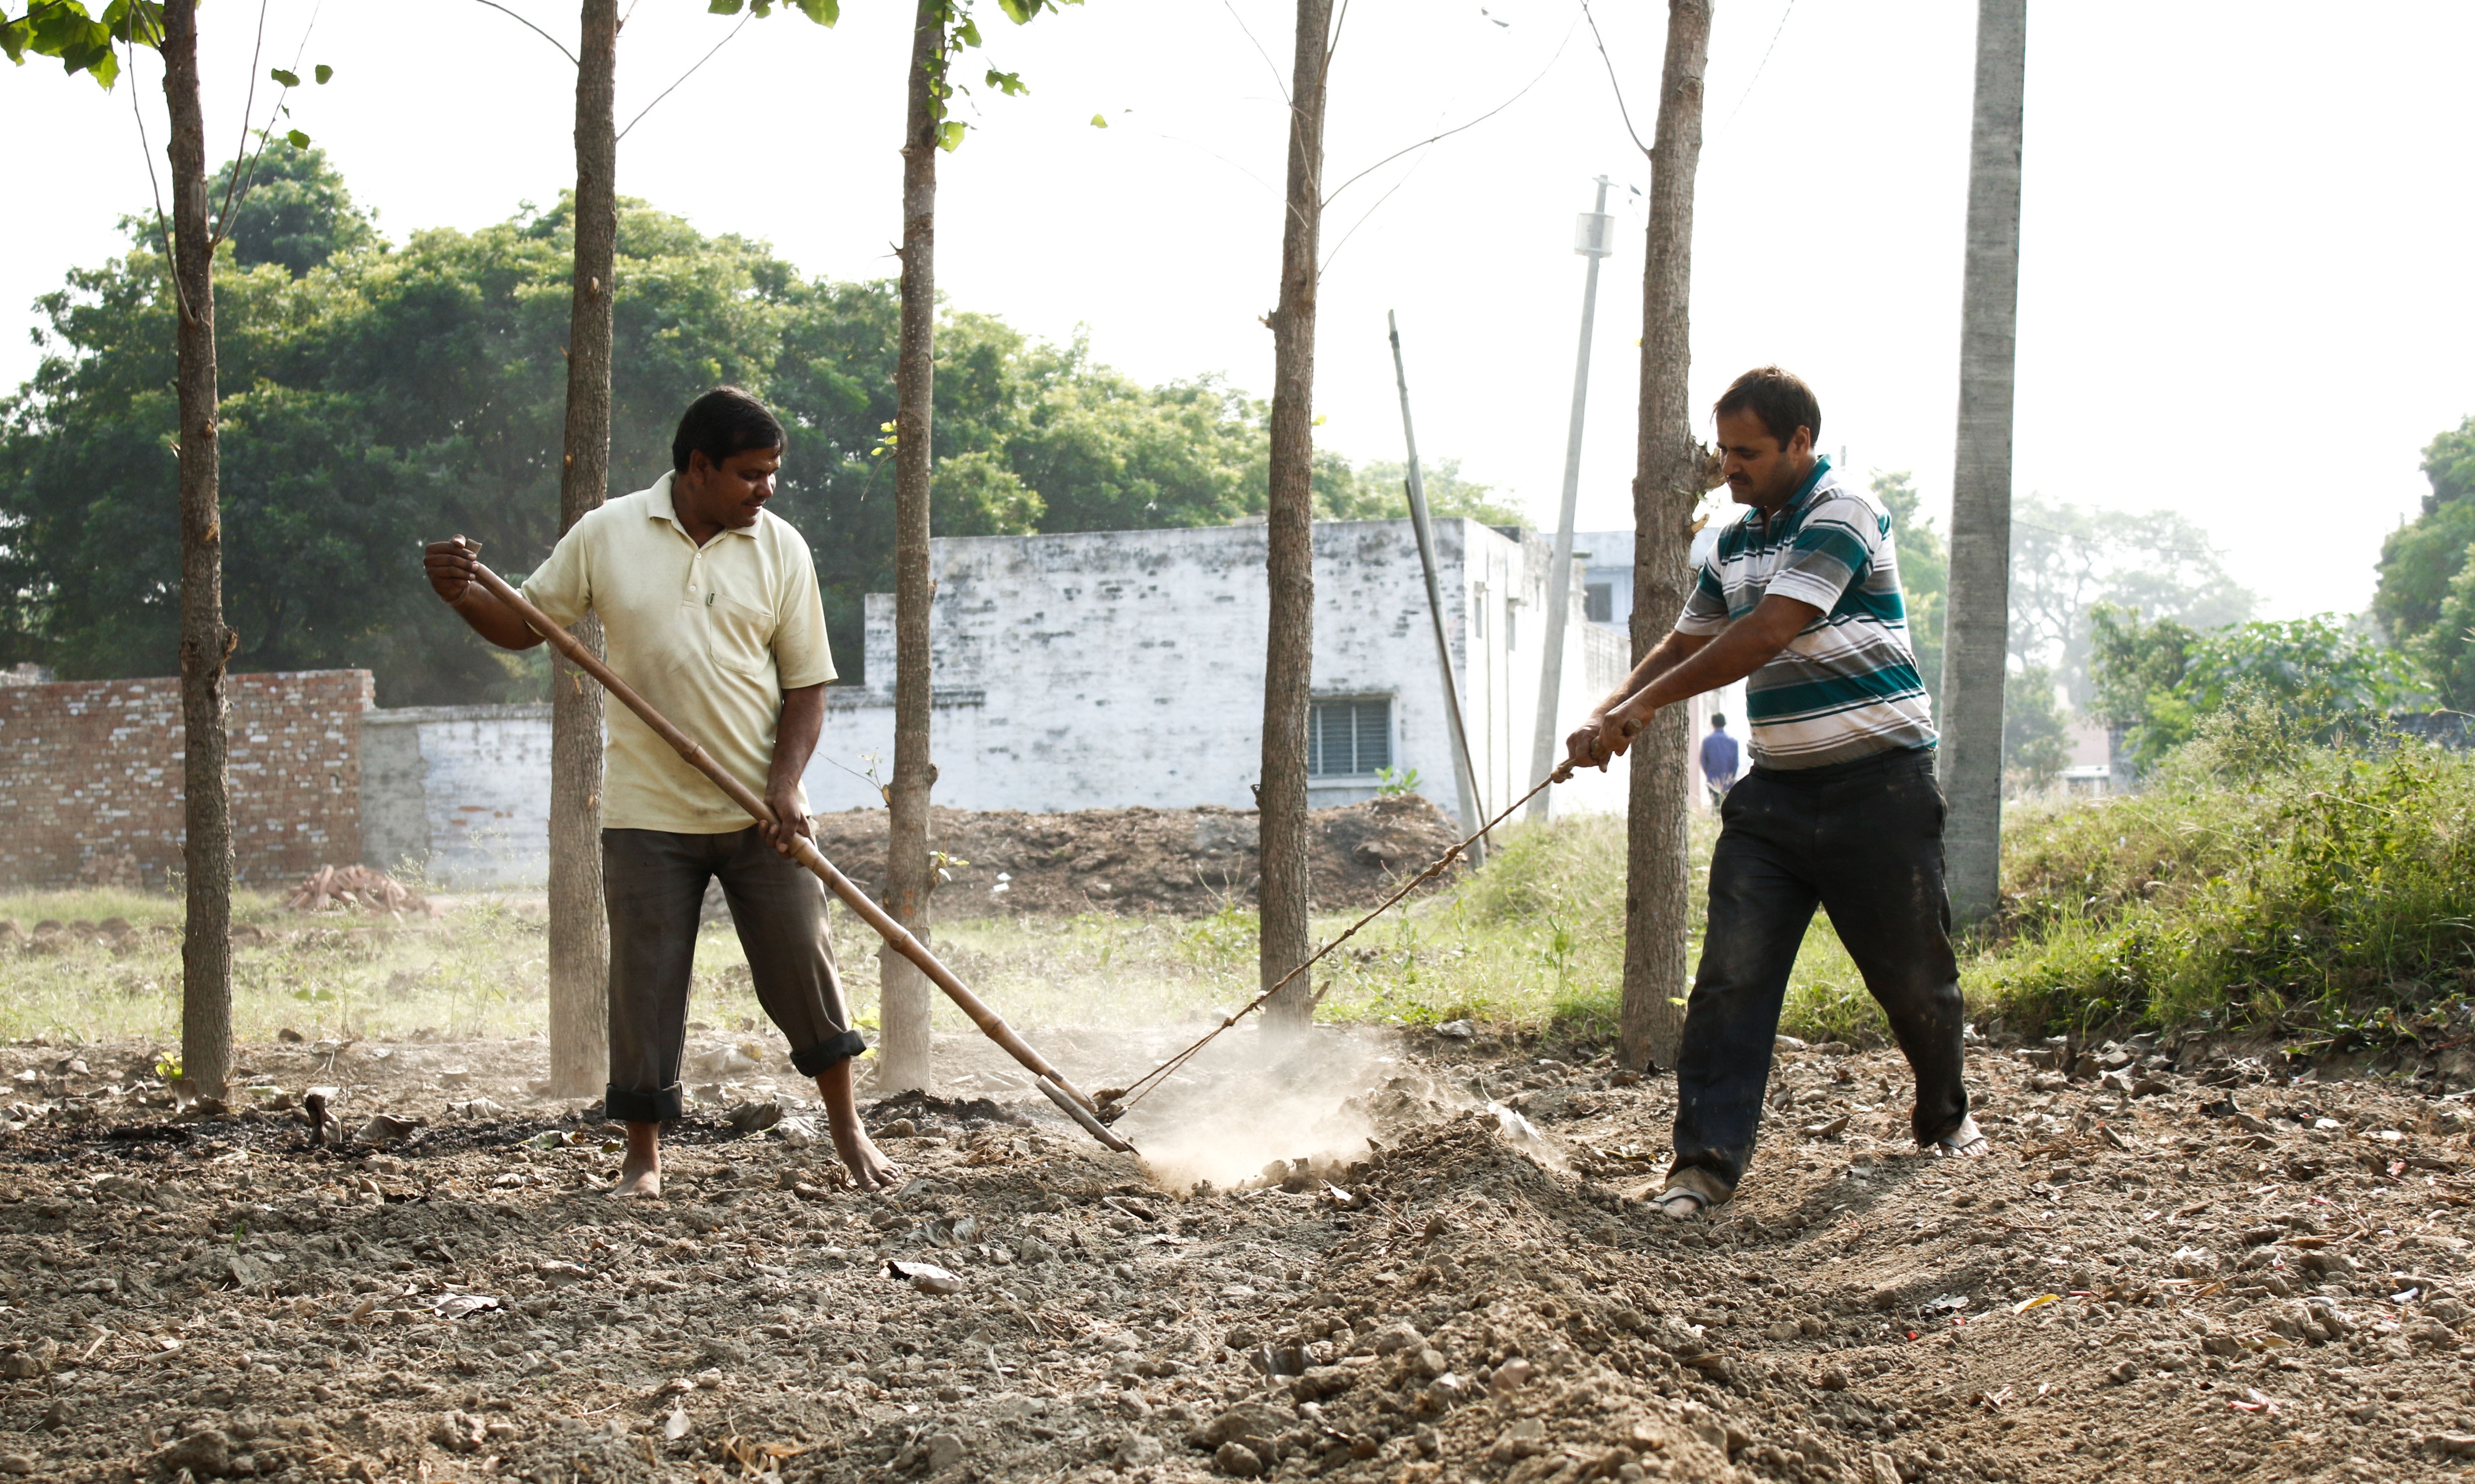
[461,554,1127,1148]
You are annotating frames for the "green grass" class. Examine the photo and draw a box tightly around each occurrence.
[1976,705,2475,1047]
[0,820,1897,1053]
[30,708,2462,1059]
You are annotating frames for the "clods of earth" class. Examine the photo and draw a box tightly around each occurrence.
[0,1023,2470,1483]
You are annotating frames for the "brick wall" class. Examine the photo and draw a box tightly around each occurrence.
[0,670,372,890]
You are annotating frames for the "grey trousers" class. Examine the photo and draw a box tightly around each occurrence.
[601,826,866,1123]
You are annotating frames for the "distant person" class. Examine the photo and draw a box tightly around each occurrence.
[1564,365,1978,1223]
[422,386,900,1198]
[1699,712,1741,809]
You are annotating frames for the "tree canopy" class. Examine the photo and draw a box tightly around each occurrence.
[2007,494,2255,707]
[2088,607,2422,772]
[0,149,1491,704]
[2374,416,2475,707]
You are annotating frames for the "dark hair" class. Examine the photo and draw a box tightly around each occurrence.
[1711,713,1728,729]
[1713,366,1820,450]
[672,385,784,475]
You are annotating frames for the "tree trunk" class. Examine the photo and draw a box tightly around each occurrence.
[876,0,942,1093]
[1939,0,2027,925]
[1257,0,1331,1034]
[164,0,231,1100]
[1618,0,1712,1074]
[547,0,618,1099]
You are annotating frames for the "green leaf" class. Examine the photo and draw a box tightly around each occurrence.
[313,62,333,84]
[708,0,745,13]
[953,16,982,48]
[286,128,311,148]
[1088,112,1107,128]
[983,66,1025,97]
[936,118,968,153]
[269,67,298,86]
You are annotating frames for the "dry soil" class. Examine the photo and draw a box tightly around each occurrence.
[0,1023,2469,1484]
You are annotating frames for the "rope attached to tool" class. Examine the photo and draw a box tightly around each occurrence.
[1095,758,1582,1119]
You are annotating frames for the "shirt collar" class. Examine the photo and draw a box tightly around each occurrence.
[645,470,758,541]
[1760,455,1833,529]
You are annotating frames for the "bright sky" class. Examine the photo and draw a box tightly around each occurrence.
[5,1,2470,620]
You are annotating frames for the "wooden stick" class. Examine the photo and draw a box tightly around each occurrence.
[462,556,1132,1154]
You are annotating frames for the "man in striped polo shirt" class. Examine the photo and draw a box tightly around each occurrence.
[1566,365,1983,1220]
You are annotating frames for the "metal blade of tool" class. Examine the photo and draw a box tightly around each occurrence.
[459,552,1135,1155]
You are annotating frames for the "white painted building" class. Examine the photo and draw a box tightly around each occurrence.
[360,517,1661,885]
[360,704,552,887]
[798,518,1635,825]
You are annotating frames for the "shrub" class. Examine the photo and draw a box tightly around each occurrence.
[1983,698,2475,1046]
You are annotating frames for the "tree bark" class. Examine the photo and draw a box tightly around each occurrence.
[1939,0,2027,925]
[1618,0,1712,1074]
[547,0,618,1098]
[164,0,231,1100]
[876,0,943,1093]
[1257,0,1331,1034]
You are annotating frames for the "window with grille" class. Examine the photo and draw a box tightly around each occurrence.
[1585,584,1613,623]
[1308,697,1392,778]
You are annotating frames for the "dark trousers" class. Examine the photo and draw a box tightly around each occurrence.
[1667,746,1968,1202]
[601,826,867,1123]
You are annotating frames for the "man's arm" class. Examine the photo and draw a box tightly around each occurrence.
[760,682,827,854]
[1569,594,1820,767]
[423,537,546,652]
[1564,629,1709,770]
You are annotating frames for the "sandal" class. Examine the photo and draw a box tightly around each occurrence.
[1650,1187,1707,1221]
[1929,1115,1989,1158]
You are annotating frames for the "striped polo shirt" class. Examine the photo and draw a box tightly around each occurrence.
[1674,458,1937,769]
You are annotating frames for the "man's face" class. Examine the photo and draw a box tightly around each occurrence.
[681,445,782,529]
[1715,408,1814,509]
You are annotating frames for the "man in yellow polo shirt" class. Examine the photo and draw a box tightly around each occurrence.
[423,386,899,1196]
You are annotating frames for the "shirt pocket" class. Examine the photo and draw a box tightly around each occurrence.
[705,592,777,679]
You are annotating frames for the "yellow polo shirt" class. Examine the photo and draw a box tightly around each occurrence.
[522,472,836,834]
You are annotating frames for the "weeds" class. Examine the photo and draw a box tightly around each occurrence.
[1984,698,2475,1044]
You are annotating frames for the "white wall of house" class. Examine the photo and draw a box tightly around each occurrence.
[359,704,552,888]
[355,517,1666,888]
[799,518,1635,824]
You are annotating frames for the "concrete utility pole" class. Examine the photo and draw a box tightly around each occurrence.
[1388,311,1487,867]
[1527,176,1617,821]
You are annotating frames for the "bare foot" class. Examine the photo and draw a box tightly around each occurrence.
[610,1153,663,1199]
[831,1120,903,1191]
[610,1121,664,1197]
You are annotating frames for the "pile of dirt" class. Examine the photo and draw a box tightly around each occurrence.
[806,796,1467,919]
[0,1024,2469,1484]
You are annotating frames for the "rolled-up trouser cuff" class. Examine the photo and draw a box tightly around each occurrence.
[605,1082,685,1124]
[790,1029,869,1076]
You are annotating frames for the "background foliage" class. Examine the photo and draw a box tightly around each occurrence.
[0,148,1523,703]
[2088,607,2423,772]
[2375,415,2475,708]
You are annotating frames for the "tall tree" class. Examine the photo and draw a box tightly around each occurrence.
[161,0,231,1100]
[1256,0,1332,1034]
[546,0,619,1099]
[1938,0,2027,926]
[5,0,324,1096]
[876,0,1075,1091]
[1614,0,1713,1074]
[877,0,944,1093]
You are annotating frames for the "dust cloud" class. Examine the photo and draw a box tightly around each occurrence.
[1102,1021,1479,1192]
